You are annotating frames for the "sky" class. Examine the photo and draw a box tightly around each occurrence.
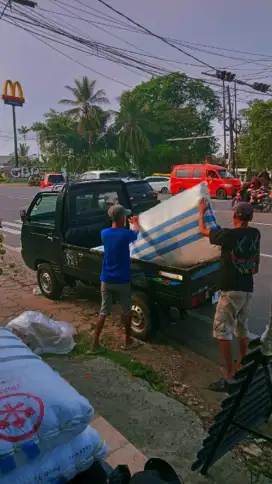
[1,0,272,156]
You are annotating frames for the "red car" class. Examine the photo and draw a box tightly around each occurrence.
[40,173,65,189]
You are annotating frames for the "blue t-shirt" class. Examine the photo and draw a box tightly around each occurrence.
[100,228,138,284]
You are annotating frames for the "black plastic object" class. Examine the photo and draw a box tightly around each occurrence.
[69,460,111,483]
[109,464,132,484]
[144,458,183,483]
[192,339,272,475]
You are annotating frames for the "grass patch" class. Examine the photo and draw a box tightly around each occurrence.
[71,333,165,393]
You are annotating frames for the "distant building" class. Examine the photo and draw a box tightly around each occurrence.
[0,155,12,172]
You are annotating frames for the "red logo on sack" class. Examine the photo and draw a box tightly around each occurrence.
[0,393,44,442]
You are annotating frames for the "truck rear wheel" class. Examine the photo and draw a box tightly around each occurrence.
[37,263,64,300]
[131,292,155,341]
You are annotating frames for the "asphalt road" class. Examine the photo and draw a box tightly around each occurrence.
[1,184,271,362]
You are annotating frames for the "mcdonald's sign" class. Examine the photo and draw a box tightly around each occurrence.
[2,80,25,107]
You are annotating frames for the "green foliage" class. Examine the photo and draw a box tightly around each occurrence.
[116,73,220,173]
[30,73,221,175]
[238,99,272,171]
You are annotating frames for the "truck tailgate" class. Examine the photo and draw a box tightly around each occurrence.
[187,260,220,308]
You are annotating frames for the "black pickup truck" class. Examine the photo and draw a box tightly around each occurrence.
[21,180,220,340]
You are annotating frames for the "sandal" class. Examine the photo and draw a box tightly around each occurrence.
[208,378,227,392]
[121,339,141,351]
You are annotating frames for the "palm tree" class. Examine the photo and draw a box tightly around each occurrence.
[58,77,109,143]
[18,143,29,158]
[18,125,29,147]
[116,92,158,173]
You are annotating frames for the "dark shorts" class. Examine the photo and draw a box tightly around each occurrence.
[100,282,131,316]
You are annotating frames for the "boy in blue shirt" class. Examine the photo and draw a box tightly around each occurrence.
[92,204,140,351]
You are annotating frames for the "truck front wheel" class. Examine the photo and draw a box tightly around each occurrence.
[131,292,155,341]
[37,263,64,300]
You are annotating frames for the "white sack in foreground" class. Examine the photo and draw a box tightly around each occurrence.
[7,311,76,355]
[1,426,107,484]
[0,327,93,472]
[130,182,221,268]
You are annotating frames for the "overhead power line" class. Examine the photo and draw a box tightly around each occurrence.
[0,0,10,19]
[1,0,270,104]
[96,0,216,70]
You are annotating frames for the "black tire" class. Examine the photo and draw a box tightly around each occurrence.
[131,292,155,341]
[216,188,227,200]
[260,197,272,213]
[161,187,168,194]
[179,188,184,193]
[37,263,64,300]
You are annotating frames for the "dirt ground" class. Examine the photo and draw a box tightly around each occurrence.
[1,249,225,421]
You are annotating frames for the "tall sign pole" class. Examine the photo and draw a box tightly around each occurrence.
[2,80,25,168]
[12,105,19,168]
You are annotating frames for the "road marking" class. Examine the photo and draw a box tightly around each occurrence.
[0,194,29,200]
[252,222,272,227]
[3,244,21,253]
[261,253,272,258]
[14,220,23,225]
[0,226,21,235]
[2,222,22,229]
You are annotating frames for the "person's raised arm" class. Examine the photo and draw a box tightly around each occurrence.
[198,198,210,237]
[129,215,140,233]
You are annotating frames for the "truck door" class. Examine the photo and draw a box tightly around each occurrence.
[21,193,61,270]
[206,169,220,197]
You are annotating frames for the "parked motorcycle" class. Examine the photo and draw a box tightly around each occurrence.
[232,186,272,213]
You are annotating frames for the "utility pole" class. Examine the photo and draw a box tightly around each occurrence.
[234,81,238,171]
[222,79,227,164]
[12,105,19,168]
[227,86,235,175]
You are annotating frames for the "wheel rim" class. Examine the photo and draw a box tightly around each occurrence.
[217,189,226,199]
[40,271,53,294]
[161,187,168,193]
[131,304,147,333]
[262,200,271,212]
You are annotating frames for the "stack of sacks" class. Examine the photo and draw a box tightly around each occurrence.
[130,182,221,268]
[0,327,108,484]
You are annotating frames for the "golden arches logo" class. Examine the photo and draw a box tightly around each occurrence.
[2,80,25,106]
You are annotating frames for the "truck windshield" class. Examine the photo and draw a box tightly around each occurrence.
[217,170,234,179]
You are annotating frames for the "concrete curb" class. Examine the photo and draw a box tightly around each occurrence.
[91,416,147,474]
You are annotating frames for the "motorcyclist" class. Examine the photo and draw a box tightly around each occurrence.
[238,176,260,202]
[249,171,270,204]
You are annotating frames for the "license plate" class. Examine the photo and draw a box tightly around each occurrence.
[212,291,221,304]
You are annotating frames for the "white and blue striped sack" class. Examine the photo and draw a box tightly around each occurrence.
[1,426,108,484]
[130,182,221,267]
[0,327,94,475]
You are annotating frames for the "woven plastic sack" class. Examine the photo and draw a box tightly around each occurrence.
[0,327,94,473]
[130,182,220,267]
[1,426,107,483]
[7,311,76,355]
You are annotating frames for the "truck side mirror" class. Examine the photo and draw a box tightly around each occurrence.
[20,209,27,222]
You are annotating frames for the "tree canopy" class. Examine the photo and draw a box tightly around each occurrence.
[238,99,272,172]
[30,73,221,175]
